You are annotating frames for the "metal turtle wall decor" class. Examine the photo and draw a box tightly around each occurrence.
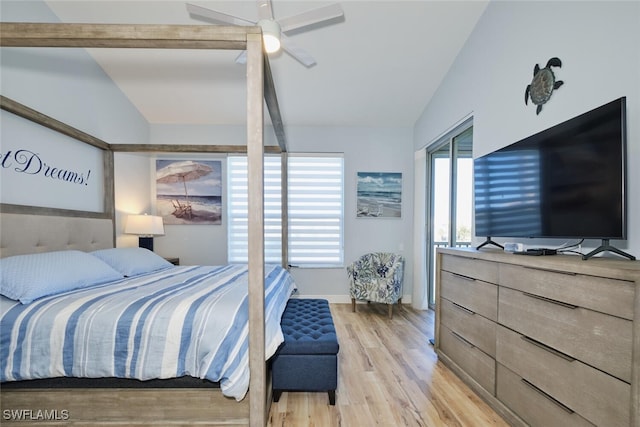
[525,57,564,114]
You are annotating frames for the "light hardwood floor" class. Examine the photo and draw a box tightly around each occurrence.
[268,303,509,427]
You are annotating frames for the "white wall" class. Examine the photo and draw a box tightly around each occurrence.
[114,152,154,248]
[414,1,640,258]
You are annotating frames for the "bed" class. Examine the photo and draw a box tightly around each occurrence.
[1,21,288,427]
[0,214,295,425]
[1,248,296,401]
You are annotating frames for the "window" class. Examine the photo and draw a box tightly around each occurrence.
[227,154,344,267]
[426,122,473,308]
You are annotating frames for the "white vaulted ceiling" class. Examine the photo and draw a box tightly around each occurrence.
[44,0,489,127]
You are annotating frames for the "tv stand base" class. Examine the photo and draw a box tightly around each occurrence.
[582,239,636,260]
[476,237,504,251]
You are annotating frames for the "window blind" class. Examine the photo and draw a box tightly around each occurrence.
[227,155,344,267]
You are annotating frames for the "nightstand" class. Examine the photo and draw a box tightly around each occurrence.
[164,257,180,266]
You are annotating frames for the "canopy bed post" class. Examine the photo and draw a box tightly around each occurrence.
[261,38,289,268]
[0,22,290,427]
[246,32,267,427]
[281,152,289,268]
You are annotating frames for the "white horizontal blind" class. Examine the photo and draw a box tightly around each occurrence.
[287,155,344,267]
[227,155,344,267]
[227,156,282,264]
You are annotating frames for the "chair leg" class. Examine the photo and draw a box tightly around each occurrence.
[351,298,356,312]
[273,390,283,402]
[388,304,393,319]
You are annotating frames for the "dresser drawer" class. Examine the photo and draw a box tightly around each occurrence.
[499,263,634,320]
[440,297,496,357]
[499,286,632,382]
[497,325,630,427]
[440,270,498,321]
[497,363,595,427]
[441,254,498,285]
[439,325,495,394]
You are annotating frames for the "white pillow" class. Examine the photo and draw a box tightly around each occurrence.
[91,247,173,277]
[0,250,124,304]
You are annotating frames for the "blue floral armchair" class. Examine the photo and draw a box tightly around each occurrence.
[347,252,404,319]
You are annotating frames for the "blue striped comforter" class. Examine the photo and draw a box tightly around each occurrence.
[0,264,296,400]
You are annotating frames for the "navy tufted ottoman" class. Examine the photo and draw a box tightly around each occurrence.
[272,298,339,405]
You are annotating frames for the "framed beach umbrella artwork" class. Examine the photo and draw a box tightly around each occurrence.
[155,159,222,225]
[356,172,402,218]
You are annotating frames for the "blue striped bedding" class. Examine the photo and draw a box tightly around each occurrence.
[0,264,296,400]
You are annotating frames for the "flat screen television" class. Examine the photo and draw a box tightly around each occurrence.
[474,97,629,258]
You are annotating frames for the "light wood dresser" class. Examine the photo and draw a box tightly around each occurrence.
[435,247,639,427]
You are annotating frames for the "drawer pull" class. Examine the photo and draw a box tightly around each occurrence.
[520,335,576,362]
[452,272,477,282]
[520,378,575,414]
[522,292,578,310]
[452,302,475,315]
[522,266,577,276]
[451,331,475,349]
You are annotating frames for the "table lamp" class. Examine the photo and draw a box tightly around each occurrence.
[124,214,165,251]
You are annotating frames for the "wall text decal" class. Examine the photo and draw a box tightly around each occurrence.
[1,102,104,213]
[0,149,91,186]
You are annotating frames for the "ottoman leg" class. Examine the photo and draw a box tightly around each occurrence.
[351,298,356,312]
[273,390,283,402]
[328,390,336,405]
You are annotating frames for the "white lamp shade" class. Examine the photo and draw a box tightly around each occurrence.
[125,214,165,237]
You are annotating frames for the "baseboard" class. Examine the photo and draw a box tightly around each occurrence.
[290,294,412,305]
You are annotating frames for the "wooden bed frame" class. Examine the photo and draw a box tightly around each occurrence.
[0,22,286,427]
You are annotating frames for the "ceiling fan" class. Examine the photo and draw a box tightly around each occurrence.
[186,1,344,67]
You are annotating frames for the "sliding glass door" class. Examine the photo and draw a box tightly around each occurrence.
[426,123,473,308]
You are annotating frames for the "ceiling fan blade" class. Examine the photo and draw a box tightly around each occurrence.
[281,35,316,68]
[186,3,255,26]
[256,0,274,21]
[278,3,344,34]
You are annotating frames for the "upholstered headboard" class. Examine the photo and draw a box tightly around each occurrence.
[0,213,114,258]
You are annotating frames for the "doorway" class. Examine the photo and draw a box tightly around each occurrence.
[426,122,473,308]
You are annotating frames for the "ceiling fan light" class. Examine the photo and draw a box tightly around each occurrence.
[258,19,281,53]
[263,34,281,53]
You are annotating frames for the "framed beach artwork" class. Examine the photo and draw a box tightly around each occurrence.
[155,159,222,225]
[356,172,402,218]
